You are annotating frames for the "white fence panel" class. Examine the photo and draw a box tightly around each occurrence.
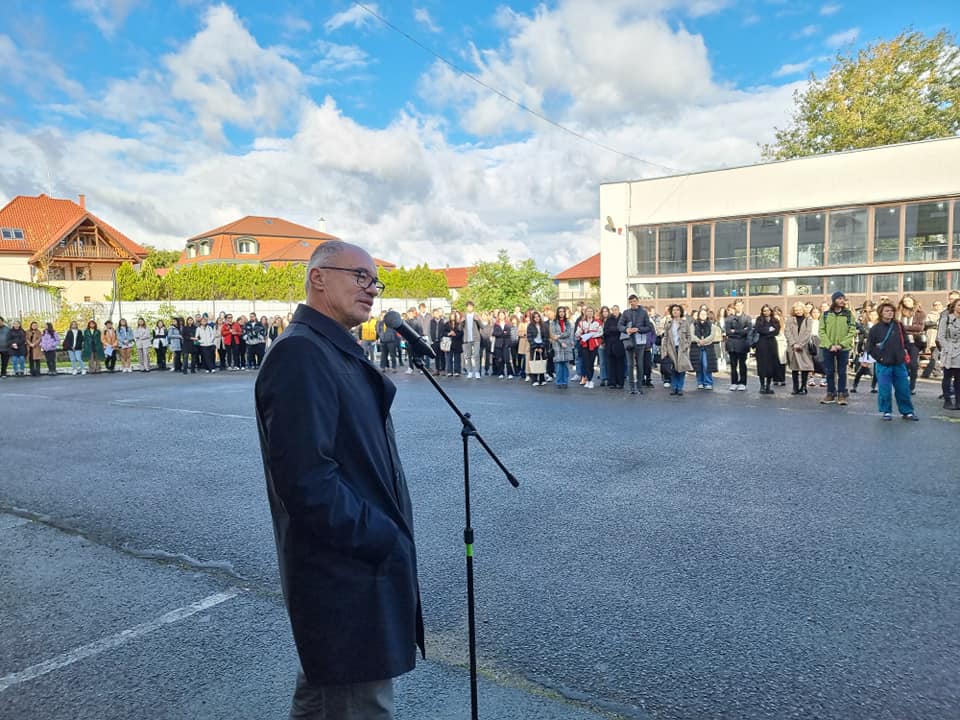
[0,278,60,320]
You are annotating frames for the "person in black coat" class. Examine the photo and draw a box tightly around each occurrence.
[429,309,446,375]
[255,242,423,715]
[525,311,550,386]
[754,304,781,394]
[724,299,752,390]
[603,306,625,388]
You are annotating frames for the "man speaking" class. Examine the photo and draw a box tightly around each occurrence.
[255,240,424,719]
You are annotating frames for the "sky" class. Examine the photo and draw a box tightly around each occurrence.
[1,0,957,272]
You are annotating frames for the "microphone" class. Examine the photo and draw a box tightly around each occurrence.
[384,311,436,358]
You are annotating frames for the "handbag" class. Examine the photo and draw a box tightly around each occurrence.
[619,331,635,350]
[527,349,547,375]
[807,340,818,356]
[440,337,452,352]
[587,336,602,352]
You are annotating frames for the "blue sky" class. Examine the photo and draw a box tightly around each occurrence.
[1,0,957,270]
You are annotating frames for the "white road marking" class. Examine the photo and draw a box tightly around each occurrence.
[0,515,29,531]
[0,588,242,693]
[108,402,254,420]
[0,393,52,400]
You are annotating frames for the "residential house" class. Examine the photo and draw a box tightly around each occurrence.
[554,253,601,306]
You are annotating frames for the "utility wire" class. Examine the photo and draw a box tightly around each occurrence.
[351,1,682,175]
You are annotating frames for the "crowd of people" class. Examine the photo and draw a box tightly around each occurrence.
[0,311,290,377]
[359,289,960,421]
[2,290,958,422]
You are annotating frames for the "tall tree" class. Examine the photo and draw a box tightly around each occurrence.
[762,29,960,160]
[141,245,183,269]
[457,250,554,311]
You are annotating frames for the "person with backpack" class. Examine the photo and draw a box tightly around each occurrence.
[868,301,918,421]
[818,291,857,405]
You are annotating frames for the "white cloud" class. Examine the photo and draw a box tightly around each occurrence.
[742,14,761,26]
[324,4,378,33]
[413,7,441,33]
[819,3,842,16]
[0,34,85,100]
[314,41,371,73]
[773,60,813,78]
[825,27,859,48]
[279,14,311,35]
[793,24,819,39]
[71,0,140,38]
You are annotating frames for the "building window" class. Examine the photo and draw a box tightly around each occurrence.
[658,282,687,298]
[904,201,948,262]
[199,241,211,257]
[48,266,66,280]
[630,227,656,275]
[75,267,89,280]
[873,207,900,263]
[872,273,899,293]
[749,217,783,270]
[1,227,25,240]
[826,274,866,294]
[828,209,867,266]
[715,279,746,298]
[691,282,712,298]
[692,224,710,272]
[236,237,259,255]
[186,244,197,259]
[748,278,782,296]
[953,271,960,290]
[715,220,747,272]
[903,270,947,293]
[658,225,687,274]
[792,277,823,296]
[954,203,960,259]
[796,212,825,267]
[565,279,584,294]
[627,283,655,300]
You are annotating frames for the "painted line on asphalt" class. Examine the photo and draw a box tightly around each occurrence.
[108,401,254,420]
[0,392,52,400]
[0,588,242,693]
[0,515,30,531]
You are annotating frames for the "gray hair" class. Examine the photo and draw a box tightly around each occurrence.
[305,240,353,292]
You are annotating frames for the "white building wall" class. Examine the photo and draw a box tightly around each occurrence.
[600,137,960,307]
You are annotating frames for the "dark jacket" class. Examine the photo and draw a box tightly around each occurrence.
[256,304,423,685]
[724,313,752,354]
[690,320,718,373]
[603,315,624,358]
[617,306,653,340]
[869,320,908,366]
[63,328,83,351]
[182,324,197,347]
[8,327,26,356]
[429,318,444,343]
[526,320,549,356]
[754,315,781,377]
[445,321,463,353]
[492,322,512,350]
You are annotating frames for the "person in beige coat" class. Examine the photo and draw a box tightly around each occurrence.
[784,301,815,395]
[661,304,693,396]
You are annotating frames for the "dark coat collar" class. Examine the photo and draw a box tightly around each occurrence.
[291,303,363,358]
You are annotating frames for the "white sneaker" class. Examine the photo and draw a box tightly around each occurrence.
[571,374,580,382]
[405,368,413,374]
[498,374,505,379]
[737,384,746,391]
[697,384,704,389]
[507,375,513,379]
[663,382,671,388]
[71,368,77,375]
[524,376,530,382]
[587,381,594,389]
[81,369,87,375]
[532,381,540,387]
[729,385,737,391]
[474,373,481,379]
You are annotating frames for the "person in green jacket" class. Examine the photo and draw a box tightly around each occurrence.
[819,291,857,405]
[82,320,105,374]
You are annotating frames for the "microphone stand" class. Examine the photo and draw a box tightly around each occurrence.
[411,350,519,720]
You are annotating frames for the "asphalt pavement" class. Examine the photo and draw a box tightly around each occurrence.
[0,365,958,719]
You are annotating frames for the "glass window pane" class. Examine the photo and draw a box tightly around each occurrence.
[904,201,948,261]
[628,283,655,300]
[658,225,688,274]
[953,271,960,290]
[692,224,711,272]
[872,273,899,293]
[630,227,656,275]
[903,271,947,292]
[749,217,783,270]
[828,209,867,265]
[658,282,687,298]
[826,274,865,294]
[873,207,900,262]
[954,203,959,259]
[748,278,782,296]
[715,279,746,298]
[796,212,825,267]
[715,220,747,272]
[691,281,712,298]
[793,277,823,296]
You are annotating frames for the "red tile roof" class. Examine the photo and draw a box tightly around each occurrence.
[554,253,600,280]
[439,266,475,288]
[178,216,395,268]
[0,194,148,261]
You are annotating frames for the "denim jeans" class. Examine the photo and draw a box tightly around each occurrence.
[67,349,84,372]
[696,348,713,387]
[626,346,643,388]
[875,362,914,416]
[462,341,478,375]
[598,346,608,383]
[289,671,393,720]
[670,357,686,393]
[821,348,849,395]
[555,360,570,386]
[11,354,25,374]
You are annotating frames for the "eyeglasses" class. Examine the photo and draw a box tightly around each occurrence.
[314,266,385,293]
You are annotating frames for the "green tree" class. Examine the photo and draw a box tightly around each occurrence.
[457,250,554,311]
[141,245,183,269]
[762,29,960,160]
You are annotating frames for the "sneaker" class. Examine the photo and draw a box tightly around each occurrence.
[587,381,594,389]
[532,381,540,387]
[729,385,737,391]
[903,413,919,421]
[571,374,580,382]
[820,394,836,404]
[837,395,848,406]
[405,368,413,374]
[507,375,513,379]
[704,385,713,390]
[882,413,892,421]
[524,376,530,382]
[498,374,505,379]
[81,369,87,375]
[737,385,746,391]
[697,384,704,389]
[663,382,671,388]
[71,368,77,376]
